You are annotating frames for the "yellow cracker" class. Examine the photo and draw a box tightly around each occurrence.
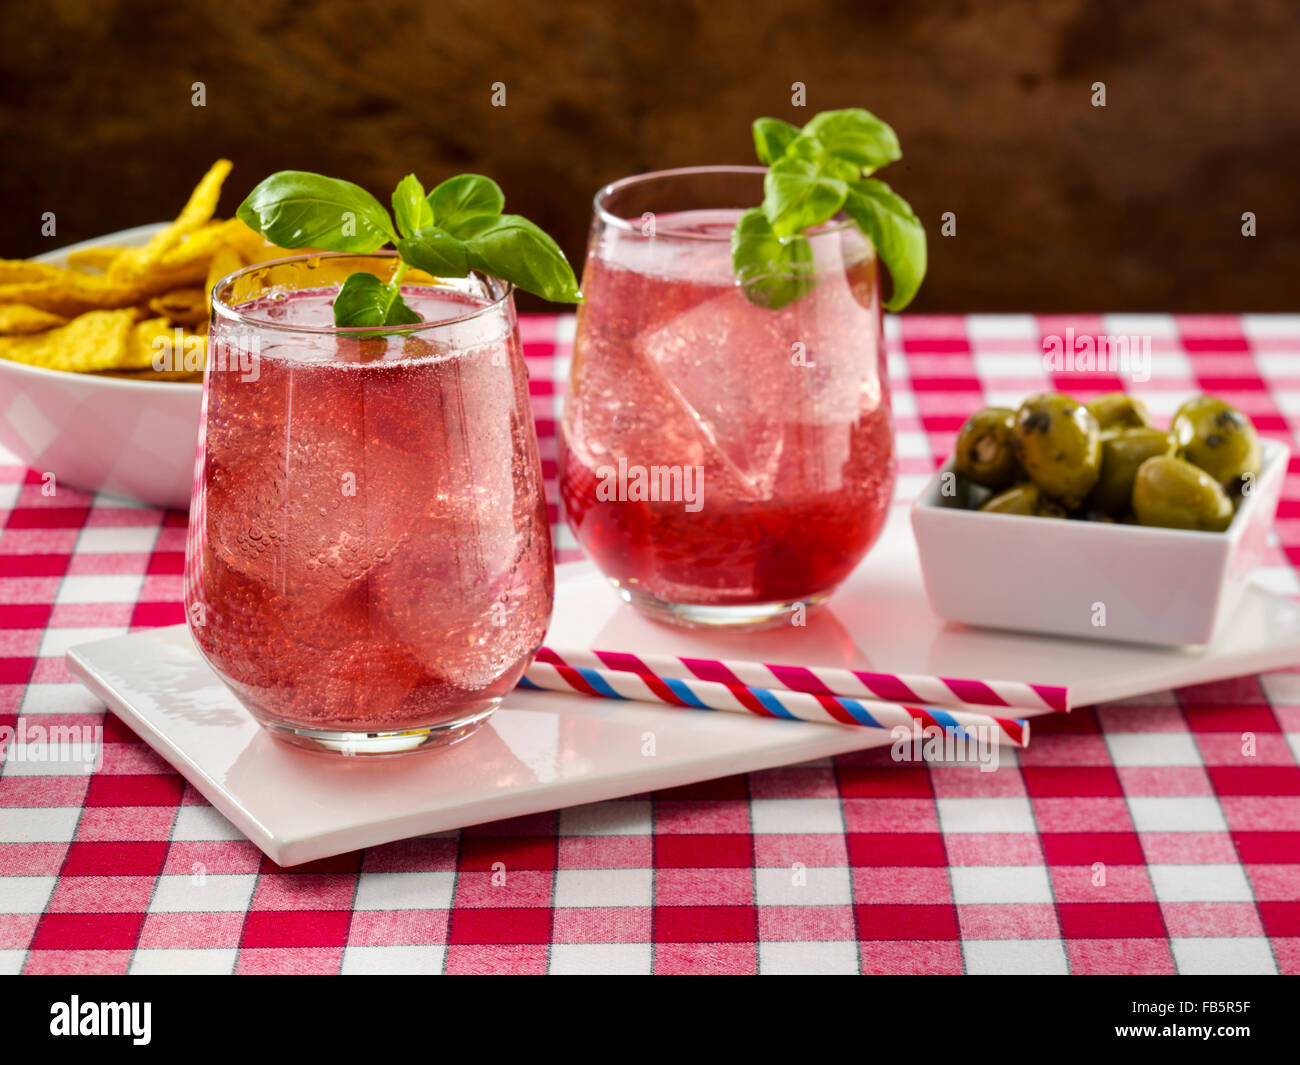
[0,259,208,315]
[148,287,207,326]
[0,276,147,316]
[0,309,141,372]
[109,159,233,282]
[0,260,67,285]
[155,220,241,273]
[65,245,128,271]
[133,317,206,373]
[221,219,287,263]
[0,304,71,334]
[205,245,242,304]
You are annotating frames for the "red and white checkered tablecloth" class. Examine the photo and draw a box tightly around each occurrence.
[2,312,1299,976]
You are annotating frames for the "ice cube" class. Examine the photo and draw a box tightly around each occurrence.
[203,404,373,609]
[636,276,877,500]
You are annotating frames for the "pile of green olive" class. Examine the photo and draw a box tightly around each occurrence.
[951,392,1262,531]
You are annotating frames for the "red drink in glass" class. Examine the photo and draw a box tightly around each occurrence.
[186,255,553,755]
[561,168,894,629]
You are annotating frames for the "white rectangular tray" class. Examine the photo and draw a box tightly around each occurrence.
[67,511,1300,865]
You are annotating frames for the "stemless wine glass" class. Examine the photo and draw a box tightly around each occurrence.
[560,166,895,630]
[185,253,554,756]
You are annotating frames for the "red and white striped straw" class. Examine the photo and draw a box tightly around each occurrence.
[520,660,1030,748]
[536,647,1068,715]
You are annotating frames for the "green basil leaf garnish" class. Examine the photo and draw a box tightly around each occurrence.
[331,272,422,329]
[395,227,470,277]
[762,156,848,238]
[751,117,801,165]
[800,108,901,173]
[456,214,582,303]
[730,206,816,311]
[736,108,925,311]
[428,174,506,234]
[236,168,581,327]
[236,171,398,253]
[392,174,435,239]
[843,179,927,312]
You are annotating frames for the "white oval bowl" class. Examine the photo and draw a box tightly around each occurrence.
[0,223,202,510]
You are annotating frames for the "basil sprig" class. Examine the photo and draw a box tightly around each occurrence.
[237,170,581,328]
[732,108,926,312]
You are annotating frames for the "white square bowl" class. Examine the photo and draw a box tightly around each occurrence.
[909,440,1289,646]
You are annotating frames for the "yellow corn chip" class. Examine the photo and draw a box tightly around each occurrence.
[154,219,241,273]
[205,245,242,304]
[0,275,145,316]
[65,245,127,271]
[237,242,295,266]
[0,309,141,372]
[0,257,209,315]
[148,287,206,326]
[0,260,67,285]
[220,219,285,263]
[109,159,233,282]
[133,317,206,374]
[0,304,71,334]
[1,163,326,382]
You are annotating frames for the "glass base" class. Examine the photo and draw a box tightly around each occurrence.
[259,703,498,758]
[617,585,829,632]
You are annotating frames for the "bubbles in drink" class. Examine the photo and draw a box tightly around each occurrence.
[187,286,554,732]
[562,207,894,609]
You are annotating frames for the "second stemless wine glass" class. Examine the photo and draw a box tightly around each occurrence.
[560,166,895,630]
[186,253,554,756]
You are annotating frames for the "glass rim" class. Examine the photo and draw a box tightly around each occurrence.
[593,164,857,241]
[210,250,514,336]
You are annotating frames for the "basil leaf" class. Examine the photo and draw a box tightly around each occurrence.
[236,171,398,252]
[392,174,434,239]
[751,117,800,165]
[457,214,581,302]
[428,174,505,234]
[800,108,901,173]
[332,271,422,329]
[395,226,470,277]
[762,156,848,238]
[843,179,927,312]
[821,155,863,183]
[730,206,816,311]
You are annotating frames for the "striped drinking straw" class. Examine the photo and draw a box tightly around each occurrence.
[536,646,1068,715]
[519,659,1030,748]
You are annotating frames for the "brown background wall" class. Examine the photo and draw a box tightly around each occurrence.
[1,0,1295,313]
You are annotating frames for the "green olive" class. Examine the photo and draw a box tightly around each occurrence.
[1010,393,1101,509]
[953,407,1019,490]
[1086,392,1152,431]
[1172,395,1261,487]
[980,482,1067,518]
[1086,427,1176,515]
[1132,455,1234,532]
[939,472,991,511]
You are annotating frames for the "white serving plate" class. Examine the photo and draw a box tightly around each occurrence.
[66,510,1300,865]
[0,224,202,510]
[911,440,1288,646]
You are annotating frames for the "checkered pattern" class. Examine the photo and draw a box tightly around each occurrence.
[2,313,1299,975]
